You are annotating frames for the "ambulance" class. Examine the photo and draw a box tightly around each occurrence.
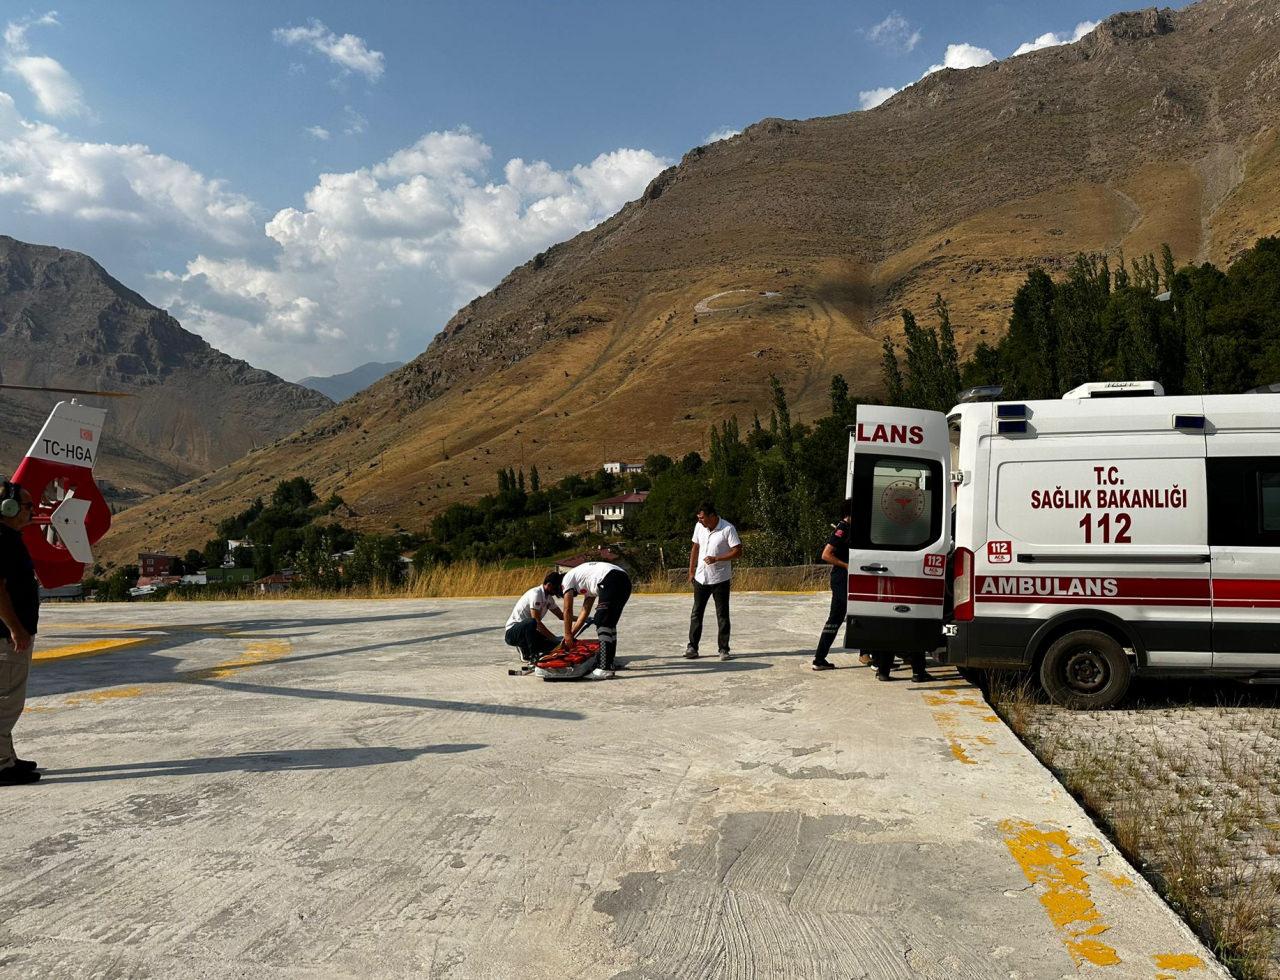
[844,381,1280,708]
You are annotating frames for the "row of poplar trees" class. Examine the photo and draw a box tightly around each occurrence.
[882,236,1280,406]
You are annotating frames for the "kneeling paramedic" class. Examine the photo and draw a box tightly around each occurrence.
[552,561,632,680]
[504,572,564,664]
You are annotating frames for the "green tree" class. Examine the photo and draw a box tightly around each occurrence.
[881,337,904,405]
[346,535,405,586]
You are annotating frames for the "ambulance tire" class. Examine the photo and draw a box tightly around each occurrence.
[1039,630,1131,710]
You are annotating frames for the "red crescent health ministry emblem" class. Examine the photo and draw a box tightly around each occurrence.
[881,480,925,526]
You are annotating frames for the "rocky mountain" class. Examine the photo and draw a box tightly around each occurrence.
[0,237,333,499]
[299,362,405,403]
[102,0,1280,564]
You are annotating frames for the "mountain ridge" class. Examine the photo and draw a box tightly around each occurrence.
[0,236,333,499]
[101,0,1280,564]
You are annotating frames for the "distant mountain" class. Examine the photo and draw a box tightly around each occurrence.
[101,0,1280,563]
[0,236,333,499]
[299,361,405,403]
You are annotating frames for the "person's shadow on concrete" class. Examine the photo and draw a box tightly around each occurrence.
[42,743,485,784]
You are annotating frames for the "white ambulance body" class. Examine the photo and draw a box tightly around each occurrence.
[845,384,1280,708]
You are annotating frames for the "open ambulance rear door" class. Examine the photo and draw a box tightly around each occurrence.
[845,406,952,654]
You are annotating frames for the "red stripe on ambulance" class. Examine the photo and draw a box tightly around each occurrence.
[848,574,945,605]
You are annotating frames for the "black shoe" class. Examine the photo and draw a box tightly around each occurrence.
[912,672,937,683]
[0,766,40,786]
[683,648,699,659]
[811,660,835,671]
[15,758,37,772]
[875,673,892,682]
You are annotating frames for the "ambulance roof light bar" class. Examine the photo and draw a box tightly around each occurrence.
[1062,380,1164,400]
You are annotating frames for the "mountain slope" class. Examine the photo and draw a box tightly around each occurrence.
[299,362,405,403]
[102,0,1280,564]
[0,237,333,499]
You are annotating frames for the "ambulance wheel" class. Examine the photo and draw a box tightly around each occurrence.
[1039,630,1131,710]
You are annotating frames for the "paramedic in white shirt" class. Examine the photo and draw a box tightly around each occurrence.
[685,501,743,661]
[504,573,564,664]
[550,561,632,680]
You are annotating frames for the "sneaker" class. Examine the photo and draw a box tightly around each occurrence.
[912,672,937,683]
[683,648,699,659]
[875,673,892,682]
[719,651,733,662]
[811,661,835,671]
[586,668,615,680]
[0,766,40,786]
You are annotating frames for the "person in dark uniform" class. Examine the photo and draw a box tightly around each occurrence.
[0,480,40,786]
[812,501,854,671]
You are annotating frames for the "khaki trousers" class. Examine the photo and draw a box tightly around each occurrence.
[0,647,32,769]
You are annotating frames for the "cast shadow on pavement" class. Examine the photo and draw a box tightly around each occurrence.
[42,743,486,784]
[29,625,501,699]
[201,678,585,721]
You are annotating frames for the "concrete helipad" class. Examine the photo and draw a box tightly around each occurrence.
[2,595,1221,978]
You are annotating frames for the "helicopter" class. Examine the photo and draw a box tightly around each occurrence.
[2,383,126,589]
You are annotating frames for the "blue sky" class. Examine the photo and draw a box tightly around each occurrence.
[0,1,1178,380]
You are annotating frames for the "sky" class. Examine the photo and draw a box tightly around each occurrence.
[0,0,1184,381]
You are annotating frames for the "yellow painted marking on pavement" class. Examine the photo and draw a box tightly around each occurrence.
[1000,820,1120,968]
[1153,953,1206,972]
[33,638,151,662]
[982,714,1001,723]
[65,686,146,706]
[187,639,293,680]
[926,688,999,766]
[1103,872,1135,890]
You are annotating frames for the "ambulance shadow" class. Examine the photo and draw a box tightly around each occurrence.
[42,743,486,785]
[1126,678,1280,710]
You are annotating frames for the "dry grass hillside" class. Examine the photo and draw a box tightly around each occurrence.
[103,0,1280,565]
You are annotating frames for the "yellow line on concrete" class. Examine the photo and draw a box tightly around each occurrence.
[1153,951,1207,976]
[33,638,152,662]
[64,686,147,706]
[1000,819,1121,968]
[184,639,293,681]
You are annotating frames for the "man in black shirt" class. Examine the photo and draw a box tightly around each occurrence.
[0,480,40,786]
[812,502,854,671]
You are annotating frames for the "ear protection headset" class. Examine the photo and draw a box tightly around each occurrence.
[0,480,24,519]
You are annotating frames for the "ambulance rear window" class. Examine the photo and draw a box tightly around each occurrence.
[851,454,943,551]
[1261,472,1280,532]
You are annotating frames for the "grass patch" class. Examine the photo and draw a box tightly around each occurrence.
[157,561,828,601]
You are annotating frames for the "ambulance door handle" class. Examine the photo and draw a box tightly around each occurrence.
[860,564,889,573]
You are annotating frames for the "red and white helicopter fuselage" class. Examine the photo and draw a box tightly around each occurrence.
[12,400,111,588]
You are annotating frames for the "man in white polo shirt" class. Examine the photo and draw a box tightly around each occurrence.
[504,572,564,664]
[685,501,743,661]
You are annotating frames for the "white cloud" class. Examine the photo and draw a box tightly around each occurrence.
[0,92,257,245]
[703,126,739,144]
[2,11,86,118]
[307,125,331,140]
[154,129,671,377]
[273,20,385,81]
[922,42,996,77]
[865,13,921,53]
[341,105,367,136]
[858,86,898,110]
[1012,20,1099,57]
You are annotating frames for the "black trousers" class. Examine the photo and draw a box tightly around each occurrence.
[815,569,847,663]
[688,580,731,653]
[871,650,928,678]
[505,620,559,663]
[594,570,632,670]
